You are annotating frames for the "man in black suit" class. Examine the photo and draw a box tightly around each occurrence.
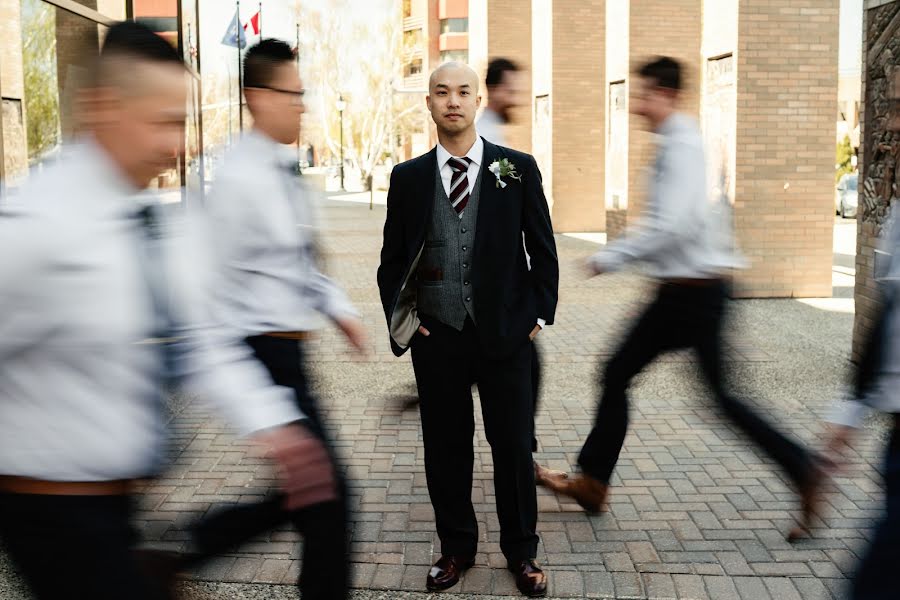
[377,62,558,597]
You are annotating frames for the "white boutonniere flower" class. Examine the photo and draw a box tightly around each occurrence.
[488,158,522,189]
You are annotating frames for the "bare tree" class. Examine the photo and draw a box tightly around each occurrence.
[297,0,425,188]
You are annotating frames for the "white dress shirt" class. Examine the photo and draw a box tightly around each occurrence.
[476,108,507,146]
[588,113,746,278]
[0,140,302,481]
[205,130,358,335]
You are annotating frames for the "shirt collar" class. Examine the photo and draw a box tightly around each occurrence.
[436,136,484,170]
[242,128,292,166]
[657,112,687,136]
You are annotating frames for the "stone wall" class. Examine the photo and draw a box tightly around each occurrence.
[854,0,900,361]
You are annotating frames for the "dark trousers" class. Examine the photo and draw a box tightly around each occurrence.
[852,422,900,600]
[411,315,538,562]
[0,493,168,600]
[531,341,543,453]
[188,335,348,600]
[578,280,816,489]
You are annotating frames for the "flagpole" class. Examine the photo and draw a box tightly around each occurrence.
[258,1,262,38]
[236,0,243,132]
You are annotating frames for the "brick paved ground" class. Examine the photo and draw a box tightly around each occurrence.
[124,202,879,599]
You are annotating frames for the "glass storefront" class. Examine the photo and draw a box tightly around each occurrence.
[4,0,202,202]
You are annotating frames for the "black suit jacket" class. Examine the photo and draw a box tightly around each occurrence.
[377,139,559,358]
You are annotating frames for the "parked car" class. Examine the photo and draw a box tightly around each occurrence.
[835,172,858,219]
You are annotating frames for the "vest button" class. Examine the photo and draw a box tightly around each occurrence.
[465,297,471,302]
[461,227,467,233]
[464,280,470,286]
[462,263,468,268]
[462,245,468,251]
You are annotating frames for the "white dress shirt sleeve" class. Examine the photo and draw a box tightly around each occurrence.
[827,396,869,429]
[168,213,304,436]
[0,209,54,363]
[303,270,360,322]
[589,137,704,273]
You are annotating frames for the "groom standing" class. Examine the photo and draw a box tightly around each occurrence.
[377,62,558,597]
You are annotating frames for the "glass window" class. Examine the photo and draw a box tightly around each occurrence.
[403,28,421,48]
[404,58,423,77]
[440,17,467,34]
[403,0,412,18]
[440,50,467,64]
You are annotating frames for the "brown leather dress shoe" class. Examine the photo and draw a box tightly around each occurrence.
[534,462,568,487]
[544,473,609,513]
[426,555,475,591]
[787,461,828,542]
[508,559,548,597]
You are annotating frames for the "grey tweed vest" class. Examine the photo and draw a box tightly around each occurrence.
[416,162,483,331]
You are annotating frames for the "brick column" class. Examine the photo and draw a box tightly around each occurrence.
[549,0,605,232]
[732,0,838,298]
[486,0,531,153]
[626,0,702,224]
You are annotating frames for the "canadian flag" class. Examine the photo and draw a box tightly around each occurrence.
[243,11,260,36]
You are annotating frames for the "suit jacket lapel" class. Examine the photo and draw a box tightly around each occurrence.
[411,147,438,242]
[474,139,500,259]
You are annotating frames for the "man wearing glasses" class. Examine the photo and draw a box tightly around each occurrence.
[197,39,367,600]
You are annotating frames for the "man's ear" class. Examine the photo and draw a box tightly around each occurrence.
[75,86,120,130]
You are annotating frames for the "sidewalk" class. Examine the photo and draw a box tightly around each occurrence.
[0,202,877,599]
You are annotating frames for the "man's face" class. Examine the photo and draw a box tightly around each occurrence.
[88,62,187,188]
[426,66,481,135]
[246,62,306,144]
[630,76,675,126]
[490,70,525,120]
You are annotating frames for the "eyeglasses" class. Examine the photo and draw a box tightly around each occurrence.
[247,86,306,105]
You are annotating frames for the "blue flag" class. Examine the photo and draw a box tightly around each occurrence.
[221,9,247,49]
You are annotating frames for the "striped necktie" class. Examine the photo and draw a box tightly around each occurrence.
[447,157,473,217]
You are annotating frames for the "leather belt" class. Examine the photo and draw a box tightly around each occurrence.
[662,277,720,287]
[0,476,136,496]
[263,331,314,340]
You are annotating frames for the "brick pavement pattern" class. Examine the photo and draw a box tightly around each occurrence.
[133,201,883,599]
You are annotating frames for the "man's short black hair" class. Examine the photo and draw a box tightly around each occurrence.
[243,38,296,89]
[486,57,519,88]
[101,21,183,66]
[637,56,682,91]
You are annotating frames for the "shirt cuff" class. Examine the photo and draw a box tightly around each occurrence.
[589,250,625,274]
[826,395,868,429]
[537,318,546,328]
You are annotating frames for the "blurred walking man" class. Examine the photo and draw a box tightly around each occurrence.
[476,57,564,488]
[193,38,366,600]
[0,23,335,600]
[544,57,825,541]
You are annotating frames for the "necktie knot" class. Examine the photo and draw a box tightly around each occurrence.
[448,157,471,174]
